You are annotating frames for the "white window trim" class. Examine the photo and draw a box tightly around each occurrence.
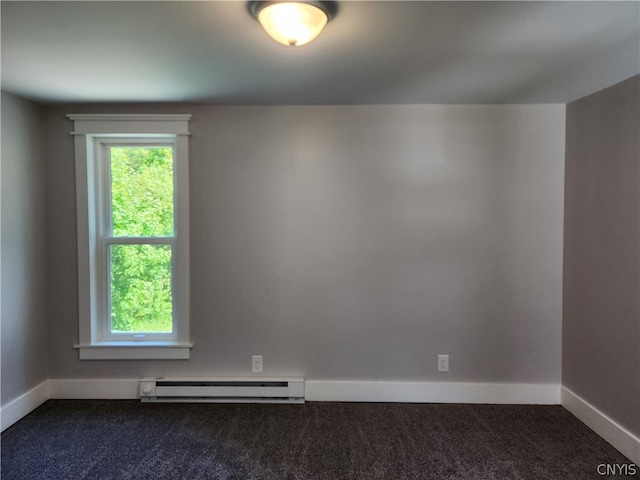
[96,137,178,343]
[68,114,192,360]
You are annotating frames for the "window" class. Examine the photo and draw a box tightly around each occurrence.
[68,115,192,359]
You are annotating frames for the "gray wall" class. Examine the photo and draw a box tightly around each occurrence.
[1,92,49,405]
[564,75,640,436]
[44,103,565,383]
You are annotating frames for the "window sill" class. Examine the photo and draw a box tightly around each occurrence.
[73,342,193,360]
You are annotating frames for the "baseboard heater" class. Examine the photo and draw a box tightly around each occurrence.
[139,377,305,404]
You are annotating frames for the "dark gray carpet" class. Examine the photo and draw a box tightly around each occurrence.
[1,400,636,479]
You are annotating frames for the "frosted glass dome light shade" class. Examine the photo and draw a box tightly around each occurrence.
[249,1,338,46]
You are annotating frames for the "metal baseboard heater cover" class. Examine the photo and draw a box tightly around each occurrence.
[139,377,305,404]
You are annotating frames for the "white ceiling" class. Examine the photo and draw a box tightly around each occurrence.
[1,1,639,104]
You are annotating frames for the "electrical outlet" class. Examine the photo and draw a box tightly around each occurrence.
[252,355,263,373]
[438,354,449,372]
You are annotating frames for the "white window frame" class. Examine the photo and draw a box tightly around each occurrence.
[68,114,192,360]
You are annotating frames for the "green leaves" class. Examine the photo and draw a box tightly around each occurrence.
[108,147,175,334]
[110,146,174,237]
[110,244,173,333]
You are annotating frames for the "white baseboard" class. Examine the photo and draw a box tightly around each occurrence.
[562,386,640,466]
[1,380,50,432]
[49,379,140,399]
[45,379,560,404]
[305,380,560,404]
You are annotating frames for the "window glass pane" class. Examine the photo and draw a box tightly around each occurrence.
[110,146,174,237]
[110,244,173,333]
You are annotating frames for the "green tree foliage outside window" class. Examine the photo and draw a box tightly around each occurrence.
[109,147,174,333]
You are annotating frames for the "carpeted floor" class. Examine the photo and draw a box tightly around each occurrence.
[1,400,636,479]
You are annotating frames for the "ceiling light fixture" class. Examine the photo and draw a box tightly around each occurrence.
[248,1,338,47]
